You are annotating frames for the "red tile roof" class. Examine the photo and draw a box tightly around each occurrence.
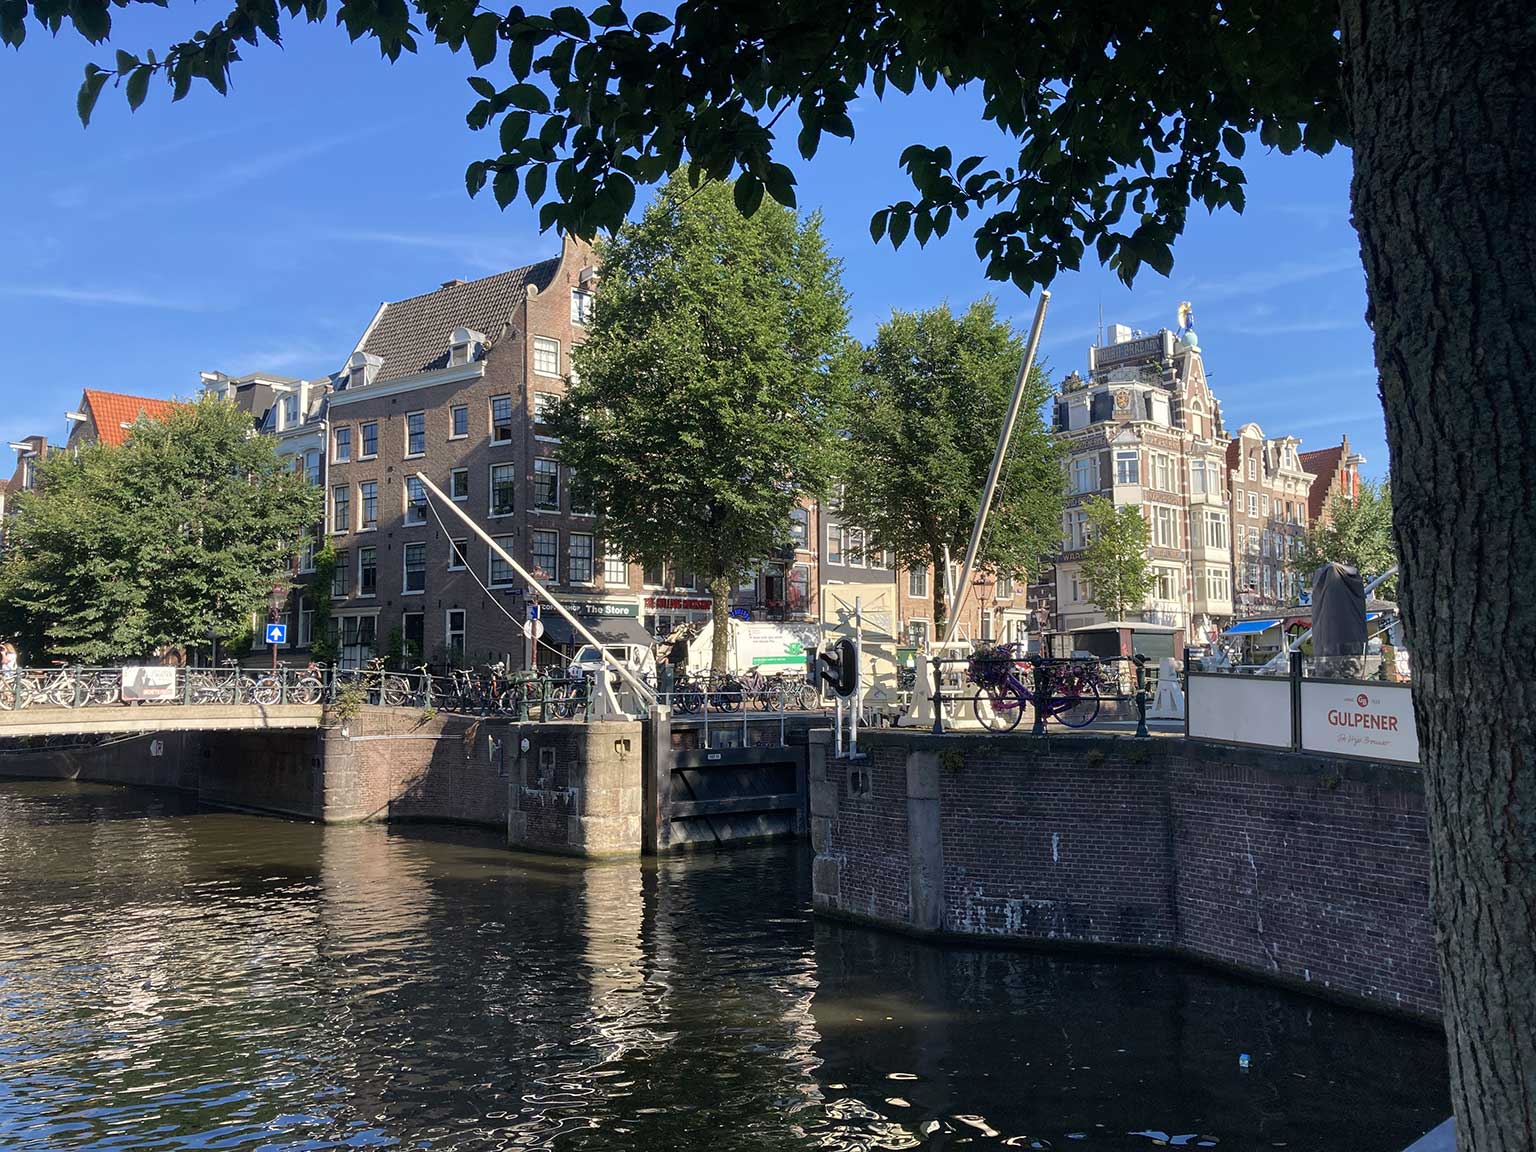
[1299,443,1346,522]
[81,390,182,446]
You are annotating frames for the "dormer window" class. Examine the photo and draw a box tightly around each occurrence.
[280,394,299,429]
[449,327,486,367]
[571,288,594,325]
[347,351,383,390]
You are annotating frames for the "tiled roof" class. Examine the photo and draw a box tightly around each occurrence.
[82,390,181,446]
[1299,444,1346,521]
[358,258,560,383]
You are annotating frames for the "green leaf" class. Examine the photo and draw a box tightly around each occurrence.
[125,65,151,111]
[114,49,135,74]
[733,172,764,217]
[468,75,496,98]
[1221,126,1245,159]
[764,163,796,208]
[590,4,626,28]
[869,209,888,243]
[493,166,520,208]
[550,6,589,39]
[76,64,109,126]
[888,211,910,249]
[506,82,550,113]
[466,12,499,67]
[508,35,535,80]
[525,162,548,203]
[1143,242,1174,277]
[498,109,530,152]
[631,11,670,34]
[465,160,490,197]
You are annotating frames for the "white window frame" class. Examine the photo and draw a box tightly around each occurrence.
[448,537,468,571]
[1071,456,1097,494]
[404,410,427,458]
[603,546,628,587]
[403,476,428,525]
[570,288,594,326]
[449,405,469,440]
[908,568,928,598]
[357,546,378,598]
[359,420,379,461]
[532,336,561,378]
[568,531,596,585]
[332,425,352,463]
[331,486,350,535]
[358,480,378,531]
[846,527,866,567]
[533,458,560,511]
[531,530,559,582]
[533,392,560,442]
[450,467,470,503]
[1114,449,1140,486]
[490,394,514,445]
[331,549,349,599]
[445,609,467,666]
[489,463,516,518]
[402,541,427,596]
[488,535,517,588]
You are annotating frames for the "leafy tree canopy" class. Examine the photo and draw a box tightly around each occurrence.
[835,299,1062,635]
[545,170,850,668]
[0,397,320,663]
[28,0,1341,291]
[1291,479,1396,598]
[1077,495,1154,623]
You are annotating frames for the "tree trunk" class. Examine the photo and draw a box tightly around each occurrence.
[708,574,732,676]
[930,548,948,642]
[1342,2,1536,1146]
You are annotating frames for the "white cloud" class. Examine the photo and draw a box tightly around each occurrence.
[324,228,546,273]
[0,283,211,311]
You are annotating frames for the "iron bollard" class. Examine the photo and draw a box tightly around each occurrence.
[1134,653,1149,738]
[1032,661,1049,735]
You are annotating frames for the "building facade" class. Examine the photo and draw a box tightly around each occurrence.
[1299,434,1367,525]
[1226,423,1315,614]
[1051,319,1234,643]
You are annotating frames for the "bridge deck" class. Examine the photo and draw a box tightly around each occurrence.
[0,703,325,739]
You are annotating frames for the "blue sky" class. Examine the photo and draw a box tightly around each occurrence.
[0,11,1385,475]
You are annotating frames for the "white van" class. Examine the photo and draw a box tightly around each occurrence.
[568,642,657,680]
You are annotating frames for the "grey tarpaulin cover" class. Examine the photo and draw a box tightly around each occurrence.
[1310,562,1367,657]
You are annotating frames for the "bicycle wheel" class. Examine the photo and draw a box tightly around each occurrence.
[1052,680,1100,728]
[290,676,323,706]
[674,685,703,715]
[974,683,1027,733]
[715,678,743,713]
[48,676,85,708]
[252,676,283,706]
[382,676,410,707]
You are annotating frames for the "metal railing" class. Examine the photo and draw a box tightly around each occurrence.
[0,664,333,711]
[924,648,1152,737]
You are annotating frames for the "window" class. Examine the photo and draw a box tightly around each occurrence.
[405,411,426,457]
[531,530,559,581]
[360,421,378,459]
[568,532,594,583]
[789,507,808,545]
[490,464,516,517]
[604,546,628,586]
[359,481,378,530]
[1153,567,1180,601]
[996,575,1014,599]
[571,288,594,325]
[907,619,930,647]
[1236,524,1247,553]
[981,611,993,642]
[1071,456,1097,494]
[1248,456,1258,481]
[446,609,466,667]
[333,426,352,463]
[1261,494,1270,517]
[1115,450,1140,486]
[1070,571,1092,604]
[332,486,351,534]
[1066,508,1089,551]
[299,532,316,573]
[763,564,786,605]
[401,613,424,661]
[450,405,468,439]
[1203,565,1231,603]
[533,392,558,430]
[358,547,377,596]
[568,470,593,516]
[846,527,866,566]
[332,550,349,597]
[490,395,514,443]
[403,542,426,594]
[675,568,697,590]
[1152,452,1171,491]
[450,468,469,502]
[1248,491,1258,516]
[489,536,516,587]
[643,560,664,587]
[305,450,322,487]
[827,527,843,566]
[908,568,928,598]
[1206,510,1228,550]
[1235,486,1245,511]
[533,459,560,510]
[533,336,561,376]
[281,394,299,428]
[448,538,469,570]
[1190,459,1209,495]
[785,564,808,611]
[298,597,314,648]
[404,477,428,525]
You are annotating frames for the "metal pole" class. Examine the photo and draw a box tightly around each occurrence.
[850,597,862,759]
[414,472,656,706]
[943,290,1051,645]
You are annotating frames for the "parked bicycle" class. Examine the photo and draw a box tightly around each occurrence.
[967,646,1100,732]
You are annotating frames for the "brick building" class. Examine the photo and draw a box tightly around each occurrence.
[321,235,664,671]
[63,389,181,448]
[1226,422,1315,613]
[1050,317,1233,642]
[1299,434,1367,524]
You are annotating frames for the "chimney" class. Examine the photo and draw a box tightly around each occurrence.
[449,327,487,368]
[347,351,384,390]
[441,278,467,289]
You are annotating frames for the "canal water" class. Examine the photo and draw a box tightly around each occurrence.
[0,780,1448,1151]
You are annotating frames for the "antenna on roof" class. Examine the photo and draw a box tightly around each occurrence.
[1097,297,1103,347]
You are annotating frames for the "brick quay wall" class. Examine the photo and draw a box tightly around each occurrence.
[810,729,1440,1021]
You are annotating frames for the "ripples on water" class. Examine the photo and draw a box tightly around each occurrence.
[0,781,1447,1151]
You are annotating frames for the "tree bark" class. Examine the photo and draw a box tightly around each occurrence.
[930,547,948,641]
[709,574,732,676]
[1342,2,1536,1146]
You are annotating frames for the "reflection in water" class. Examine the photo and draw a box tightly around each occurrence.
[0,781,1447,1151]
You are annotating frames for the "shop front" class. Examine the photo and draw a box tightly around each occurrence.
[536,596,649,670]
[643,594,714,641]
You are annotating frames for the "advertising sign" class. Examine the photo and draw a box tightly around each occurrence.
[1300,681,1419,764]
[1187,673,1293,749]
[121,666,178,702]
[556,599,638,618]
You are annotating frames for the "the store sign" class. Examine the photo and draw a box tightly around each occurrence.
[1300,681,1419,764]
[557,599,639,619]
[121,666,177,702]
[645,596,712,611]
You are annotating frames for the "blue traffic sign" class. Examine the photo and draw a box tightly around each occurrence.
[265,623,288,645]
[527,604,540,620]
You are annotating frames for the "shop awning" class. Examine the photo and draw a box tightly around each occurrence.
[1223,619,1281,636]
[540,613,654,649]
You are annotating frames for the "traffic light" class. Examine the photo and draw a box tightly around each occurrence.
[815,637,858,698]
